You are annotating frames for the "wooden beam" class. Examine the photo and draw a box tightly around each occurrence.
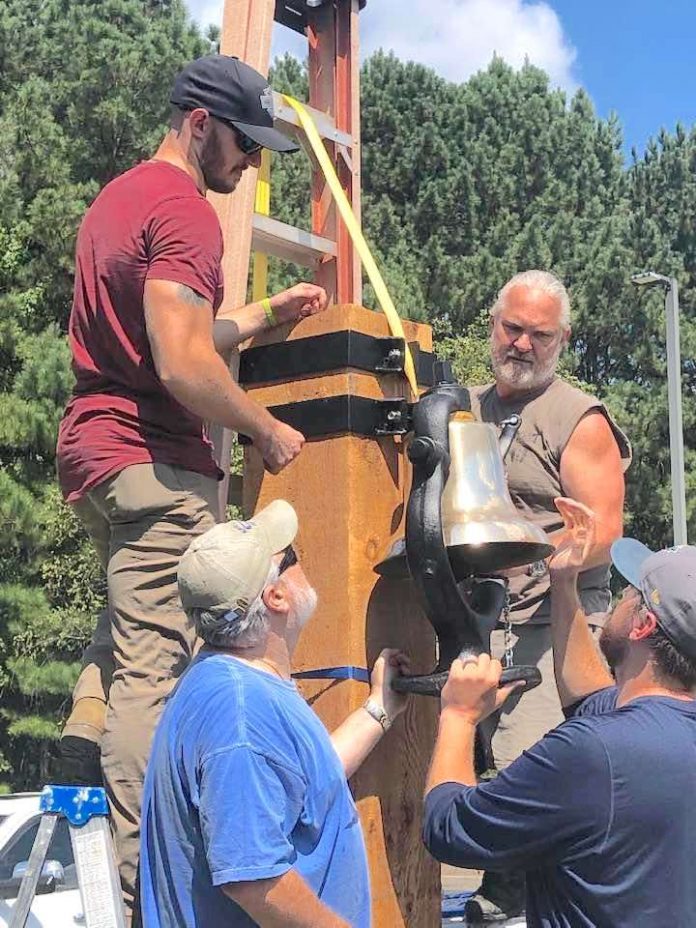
[307,0,362,305]
[208,0,276,519]
[242,306,441,928]
[209,5,440,924]
[335,0,363,302]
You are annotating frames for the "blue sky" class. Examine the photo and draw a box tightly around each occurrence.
[187,0,696,156]
[554,0,696,155]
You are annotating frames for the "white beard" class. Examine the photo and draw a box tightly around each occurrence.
[491,339,562,392]
[287,580,318,629]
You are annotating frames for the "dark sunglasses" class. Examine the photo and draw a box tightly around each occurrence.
[230,123,263,155]
[212,114,262,154]
[278,545,298,575]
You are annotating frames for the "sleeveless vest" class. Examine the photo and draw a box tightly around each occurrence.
[469,378,631,625]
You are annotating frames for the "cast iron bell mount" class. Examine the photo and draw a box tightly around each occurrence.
[383,363,554,697]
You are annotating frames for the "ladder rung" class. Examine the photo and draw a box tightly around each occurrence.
[272,92,353,148]
[251,213,337,267]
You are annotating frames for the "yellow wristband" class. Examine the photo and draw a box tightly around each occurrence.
[261,296,277,327]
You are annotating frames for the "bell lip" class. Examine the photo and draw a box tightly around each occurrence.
[443,517,552,547]
[447,541,555,575]
[374,538,555,579]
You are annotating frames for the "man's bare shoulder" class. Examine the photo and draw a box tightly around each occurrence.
[567,408,620,452]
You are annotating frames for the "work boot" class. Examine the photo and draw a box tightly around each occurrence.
[464,869,526,923]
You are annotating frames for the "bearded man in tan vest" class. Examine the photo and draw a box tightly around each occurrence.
[465,269,631,923]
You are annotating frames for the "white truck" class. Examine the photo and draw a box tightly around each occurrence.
[0,793,83,927]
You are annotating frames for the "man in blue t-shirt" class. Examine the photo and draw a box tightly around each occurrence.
[423,496,696,927]
[139,500,409,927]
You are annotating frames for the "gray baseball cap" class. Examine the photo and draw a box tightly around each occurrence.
[611,539,696,660]
[178,500,298,615]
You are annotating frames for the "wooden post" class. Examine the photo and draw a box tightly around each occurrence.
[308,0,362,305]
[242,305,441,927]
[210,3,440,921]
[208,0,276,519]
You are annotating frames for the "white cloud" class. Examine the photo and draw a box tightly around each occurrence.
[186,0,578,93]
[188,0,223,36]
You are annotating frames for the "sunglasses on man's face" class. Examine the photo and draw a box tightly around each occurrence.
[211,114,263,154]
[232,124,263,155]
[278,545,298,575]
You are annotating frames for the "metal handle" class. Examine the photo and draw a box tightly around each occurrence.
[498,414,521,460]
[391,664,541,698]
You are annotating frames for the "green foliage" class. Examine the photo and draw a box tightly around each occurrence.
[7,658,82,699]
[433,313,493,386]
[0,17,694,789]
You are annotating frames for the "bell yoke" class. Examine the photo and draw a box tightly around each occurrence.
[383,362,553,697]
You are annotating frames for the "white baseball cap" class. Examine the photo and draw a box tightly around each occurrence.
[178,500,298,615]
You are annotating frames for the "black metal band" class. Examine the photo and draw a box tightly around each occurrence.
[239,395,411,443]
[239,331,435,387]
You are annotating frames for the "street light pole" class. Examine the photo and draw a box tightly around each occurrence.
[663,277,688,546]
[631,271,688,546]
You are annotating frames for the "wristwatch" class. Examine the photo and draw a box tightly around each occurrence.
[363,698,392,732]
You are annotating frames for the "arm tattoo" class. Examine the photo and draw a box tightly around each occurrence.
[177,283,210,308]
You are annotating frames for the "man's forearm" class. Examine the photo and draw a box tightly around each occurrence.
[223,869,348,928]
[550,572,613,707]
[331,706,385,779]
[425,710,477,796]
[213,300,269,354]
[161,345,275,441]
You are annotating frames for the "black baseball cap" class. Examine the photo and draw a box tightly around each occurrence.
[170,54,299,153]
[611,539,696,660]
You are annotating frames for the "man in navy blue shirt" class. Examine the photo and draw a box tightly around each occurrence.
[423,496,696,927]
[139,500,409,927]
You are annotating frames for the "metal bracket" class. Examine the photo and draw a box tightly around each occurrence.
[239,330,434,386]
[275,0,367,33]
[239,395,411,442]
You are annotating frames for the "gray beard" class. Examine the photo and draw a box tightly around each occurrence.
[491,343,561,393]
[289,582,318,629]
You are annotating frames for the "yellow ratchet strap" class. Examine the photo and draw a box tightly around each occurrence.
[282,94,418,399]
[252,148,271,302]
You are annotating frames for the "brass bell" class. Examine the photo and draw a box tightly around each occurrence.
[376,372,549,697]
[442,415,553,576]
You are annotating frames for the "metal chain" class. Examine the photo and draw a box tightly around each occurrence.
[502,580,514,669]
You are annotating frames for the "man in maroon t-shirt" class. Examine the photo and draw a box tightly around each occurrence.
[56,54,328,921]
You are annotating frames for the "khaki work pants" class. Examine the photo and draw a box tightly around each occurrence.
[64,463,218,921]
[488,621,602,767]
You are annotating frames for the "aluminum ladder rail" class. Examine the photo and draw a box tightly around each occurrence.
[9,785,125,928]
